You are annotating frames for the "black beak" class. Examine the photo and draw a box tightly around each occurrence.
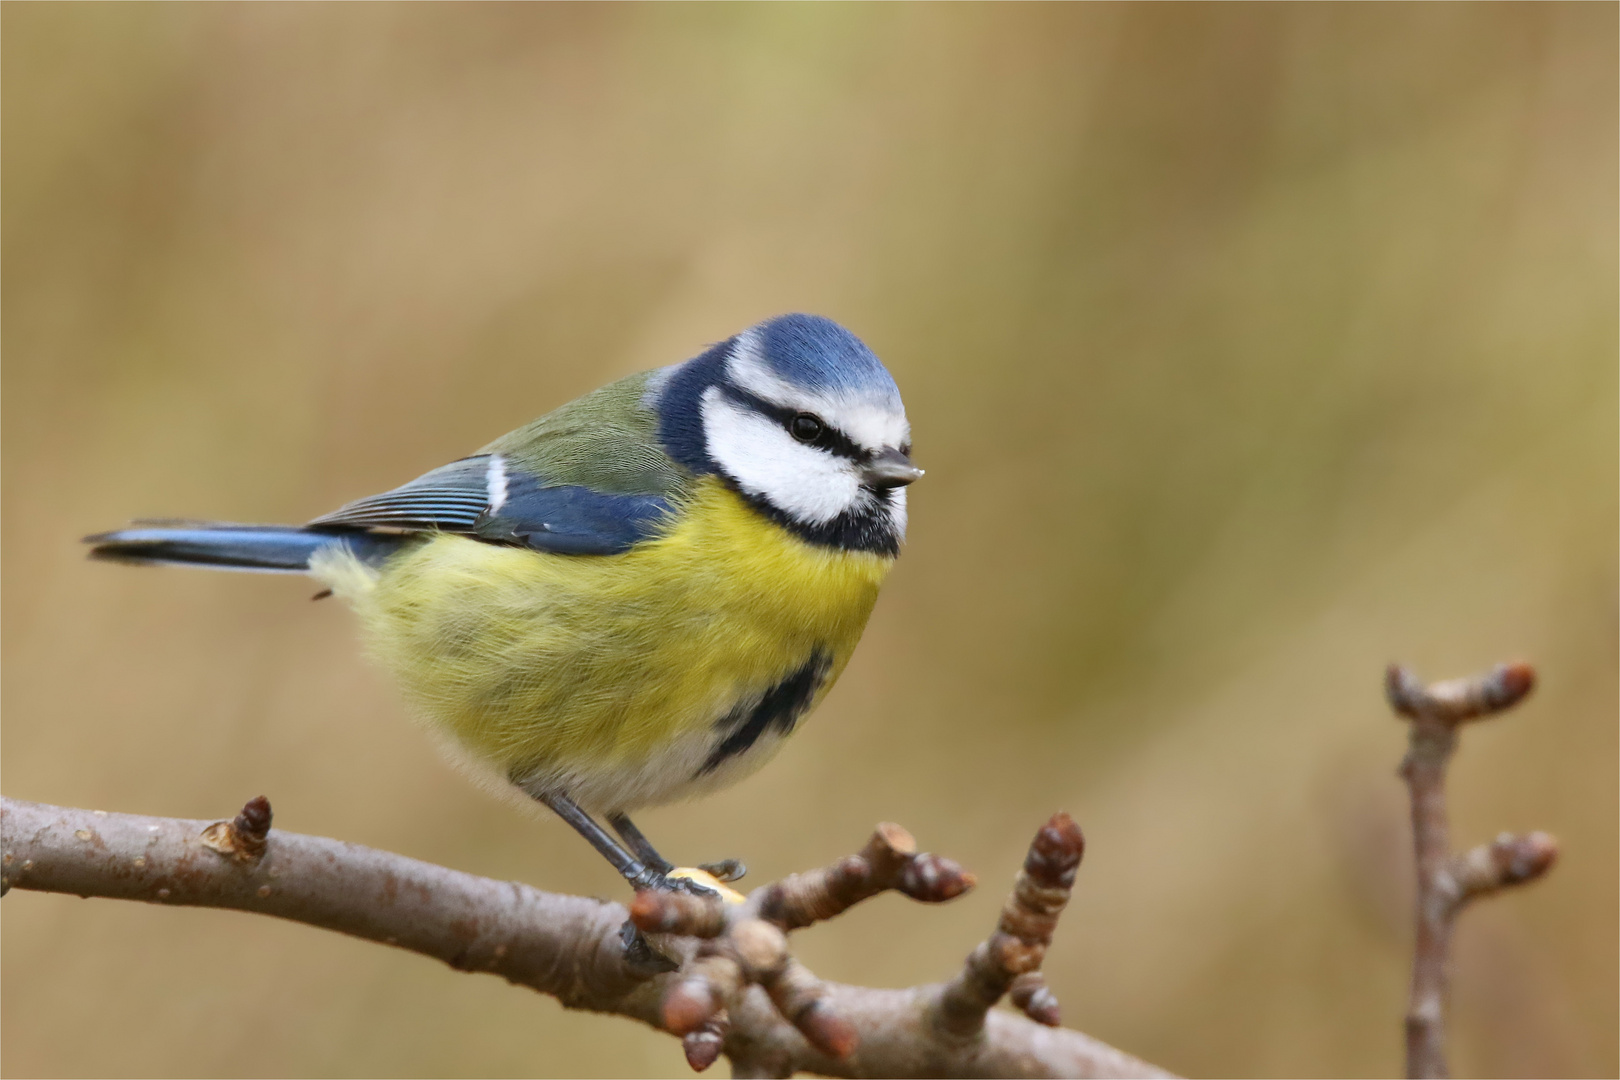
[862,448,924,489]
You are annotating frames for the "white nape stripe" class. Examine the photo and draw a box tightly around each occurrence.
[486,454,509,513]
[701,388,863,525]
[726,332,911,453]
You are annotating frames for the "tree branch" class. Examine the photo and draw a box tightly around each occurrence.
[1,797,1171,1079]
[1385,661,1558,1080]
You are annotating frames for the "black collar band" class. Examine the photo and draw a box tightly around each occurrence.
[725,475,902,557]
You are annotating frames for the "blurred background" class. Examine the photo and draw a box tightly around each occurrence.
[3,4,1614,1077]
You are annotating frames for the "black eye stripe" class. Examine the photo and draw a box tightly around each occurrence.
[720,385,866,461]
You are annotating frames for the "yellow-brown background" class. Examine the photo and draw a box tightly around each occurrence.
[3,4,1614,1077]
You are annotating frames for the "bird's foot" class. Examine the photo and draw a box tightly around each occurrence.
[618,864,747,972]
[630,864,747,904]
[667,865,747,903]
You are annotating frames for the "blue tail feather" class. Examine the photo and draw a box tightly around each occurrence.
[84,523,404,573]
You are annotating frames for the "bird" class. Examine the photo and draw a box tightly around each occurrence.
[86,313,921,894]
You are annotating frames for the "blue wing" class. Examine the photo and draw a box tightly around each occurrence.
[309,457,493,532]
[309,454,673,556]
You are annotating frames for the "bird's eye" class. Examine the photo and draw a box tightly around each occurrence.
[790,414,824,443]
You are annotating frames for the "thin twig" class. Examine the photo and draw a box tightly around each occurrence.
[936,812,1084,1037]
[1386,662,1557,1080]
[753,821,976,932]
[1,797,1171,1079]
[624,811,1153,1076]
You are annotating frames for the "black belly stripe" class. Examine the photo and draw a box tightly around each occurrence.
[699,650,831,776]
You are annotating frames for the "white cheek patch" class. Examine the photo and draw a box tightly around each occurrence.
[727,334,911,452]
[701,389,862,525]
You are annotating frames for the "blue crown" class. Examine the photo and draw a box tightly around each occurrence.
[753,314,900,405]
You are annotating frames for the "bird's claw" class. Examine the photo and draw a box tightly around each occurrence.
[697,858,747,883]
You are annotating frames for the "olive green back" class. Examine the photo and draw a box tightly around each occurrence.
[479,370,694,500]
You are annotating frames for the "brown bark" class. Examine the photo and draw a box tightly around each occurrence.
[1,797,1171,1079]
[1386,662,1556,1079]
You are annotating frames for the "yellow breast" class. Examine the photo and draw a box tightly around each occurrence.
[325,477,893,810]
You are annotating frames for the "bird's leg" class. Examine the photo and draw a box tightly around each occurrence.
[606,813,674,874]
[610,812,747,885]
[532,790,721,896]
[530,792,719,972]
[532,790,667,892]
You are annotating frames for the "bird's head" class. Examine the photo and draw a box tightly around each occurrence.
[654,314,919,555]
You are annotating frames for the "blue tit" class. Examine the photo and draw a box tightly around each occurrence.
[87,313,922,891]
